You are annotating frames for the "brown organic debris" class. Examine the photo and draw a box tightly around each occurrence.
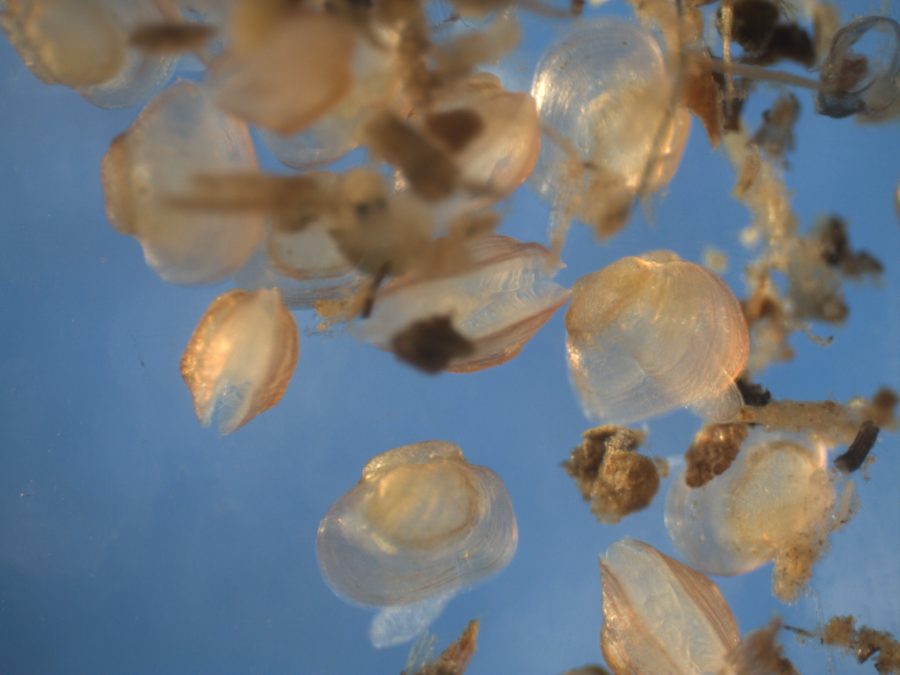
[390,315,475,374]
[821,616,900,673]
[684,52,723,146]
[425,108,484,153]
[728,619,799,675]
[562,426,659,524]
[562,667,612,675]
[834,420,879,474]
[129,22,216,55]
[363,111,459,201]
[736,376,772,406]
[405,620,480,675]
[751,92,799,159]
[684,423,748,488]
[816,216,884,279]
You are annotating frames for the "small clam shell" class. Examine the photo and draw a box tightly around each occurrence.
[208,11,356,135]
[2,0,176,108]
[600,539,740,675]
[316,441,517,609]
[665,433,837,599]
[530,18,689,226]
[359,235,571,372]
[817,16,900,120]
[565,251,749,424]
[260,25,402,169]
[180,288,298,434]
[102,81,263,285]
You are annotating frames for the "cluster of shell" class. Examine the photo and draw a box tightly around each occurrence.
[3,0,898,670]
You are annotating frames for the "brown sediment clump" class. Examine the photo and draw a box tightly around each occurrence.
[728,619,798,675]
[821,616,900,673]
[562,426,659,524]
[406,620,480,675]
[684,423,748,488]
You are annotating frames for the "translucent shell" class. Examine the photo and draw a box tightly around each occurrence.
[102,81,263,285]
[1,0,176,108]
[208,12,356,135]
[665,434,836,596]
[317,441,517,646]
[360,235,571,372]
[260,26,402,169]
[600,539,740,675]
[530,18,689,224]
[180,288,298,434]
[565,251,749,425]
[817,16,900,120]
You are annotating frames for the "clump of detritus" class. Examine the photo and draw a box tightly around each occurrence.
[738,387,898,446]
[389,315,475,374]
[786,616,900,673]
[728,619,799,675]
[736,375,772,406]
[404,620,480,675]
[684,422,749,488]
[562,426,659,524]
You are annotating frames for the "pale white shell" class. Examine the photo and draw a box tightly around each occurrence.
[600,539,740,675]
[665,433,835,580]
[530,18,689,221]
[359,235,571,372]
[316,441,517,645]
[102,81,264,285]
[565,251,749,424]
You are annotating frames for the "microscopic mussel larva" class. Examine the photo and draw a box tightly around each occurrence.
[565,251,749,425]
[316,441,517,647]
[600,539,740,674]
[665,432,842,601]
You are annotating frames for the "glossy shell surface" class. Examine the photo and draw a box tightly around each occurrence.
[316,441,517,608]
[565,251,749,424]
[530,18,689,216]
[180,288,299,434]
[600,539,740,675]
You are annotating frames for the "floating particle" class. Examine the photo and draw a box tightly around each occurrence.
[684,423,748,488]
[562,426,659,524]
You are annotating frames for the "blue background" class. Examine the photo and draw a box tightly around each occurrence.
[1,3,898,673]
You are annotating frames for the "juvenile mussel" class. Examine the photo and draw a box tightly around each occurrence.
[317,441,517,647]
[565,251,749,425]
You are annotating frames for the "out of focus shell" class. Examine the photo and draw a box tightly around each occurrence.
[316,441,517,607]
[600,539,740,674]
[360,235,571,372]
[2,0,176,108]
[102,81,263,284]
[530,18,689,219]
[208,11,356,135]
[565,251,749,424]
[180,288,298,434]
